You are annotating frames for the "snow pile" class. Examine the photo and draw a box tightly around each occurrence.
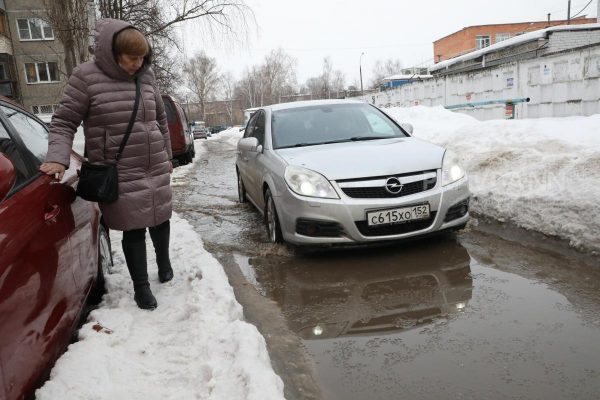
[36,214,284,400]
[215,127,244,147]
[387,105,600,252]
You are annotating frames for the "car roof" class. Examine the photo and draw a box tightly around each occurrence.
[264,99,367,112]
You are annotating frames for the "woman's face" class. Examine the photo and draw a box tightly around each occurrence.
[117,53,145,75]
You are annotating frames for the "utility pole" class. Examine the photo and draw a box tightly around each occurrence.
[597,0,600,22]
[360,52,365,96]
[567,0,571,24]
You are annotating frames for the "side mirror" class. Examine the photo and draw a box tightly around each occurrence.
[0,152,16,201]
[400,123,414,134]
[238,137,260,152]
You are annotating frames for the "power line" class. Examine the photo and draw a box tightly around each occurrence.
[571,0,593,18]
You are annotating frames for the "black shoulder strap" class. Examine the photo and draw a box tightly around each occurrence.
[114,77,141,161]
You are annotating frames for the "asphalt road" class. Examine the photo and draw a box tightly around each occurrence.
[172,135,600,400]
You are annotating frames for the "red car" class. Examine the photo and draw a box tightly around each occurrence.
[162,94,195,167]
[0,97,110,400]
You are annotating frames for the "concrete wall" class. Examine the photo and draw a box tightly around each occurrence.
[358,43,600,120]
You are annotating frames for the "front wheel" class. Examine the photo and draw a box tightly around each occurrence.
[264,188,283,243]
[237,171,247,203]
[89,225,112,304]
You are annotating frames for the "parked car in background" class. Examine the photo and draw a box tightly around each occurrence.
[209,125,229,135]
[0,97,110,400]
[162,94,195,167]
[236,99,470,245]
[193,126,211,139]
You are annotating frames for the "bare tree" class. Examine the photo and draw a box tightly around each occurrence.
[260,48,296,105]
[46,0,253,95]
[303,57,345,99]
[220,71,236,124]
[331,70,346,97]
[184,51,221,120]
[43,0,93,77]
[369,58,403,88]
[304,77,322,100]
[235,66,260,109]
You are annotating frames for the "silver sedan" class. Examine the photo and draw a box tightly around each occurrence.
[236,99,470,245]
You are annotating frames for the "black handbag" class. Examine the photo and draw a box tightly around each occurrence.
[76,78,141,203]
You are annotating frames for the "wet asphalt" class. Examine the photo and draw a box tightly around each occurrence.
[172,135,600,400]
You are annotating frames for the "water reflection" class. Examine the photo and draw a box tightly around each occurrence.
[247,238,473,340]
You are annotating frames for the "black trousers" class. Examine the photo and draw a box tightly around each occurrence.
[122,220,171,284]
[122,219,170,245]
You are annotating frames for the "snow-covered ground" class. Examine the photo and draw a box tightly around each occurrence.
[36,129,281,400]
[386,106,600,253]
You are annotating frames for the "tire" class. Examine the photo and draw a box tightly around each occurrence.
[237,171,247,203]
[264,188,283,243]
[89,225,112,304]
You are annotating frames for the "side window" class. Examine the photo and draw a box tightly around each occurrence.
[253,111,265,145]
[162,98,176,124]
[0,123,32,187]
[244,112,259,138]
[0,105,48,163]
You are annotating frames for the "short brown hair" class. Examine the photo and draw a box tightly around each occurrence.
[114,28,149,57]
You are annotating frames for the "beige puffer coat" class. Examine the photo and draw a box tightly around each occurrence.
[46,19,172,231]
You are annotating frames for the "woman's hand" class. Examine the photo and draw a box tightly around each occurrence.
[39,162,66,180]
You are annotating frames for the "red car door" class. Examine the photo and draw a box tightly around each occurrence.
[0,104,93,399]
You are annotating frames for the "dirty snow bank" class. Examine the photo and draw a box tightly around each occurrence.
[386,106,600,253]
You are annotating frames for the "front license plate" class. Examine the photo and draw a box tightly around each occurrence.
[367,204,430,226]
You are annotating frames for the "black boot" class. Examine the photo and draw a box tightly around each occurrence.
[149,220,174,283]
[122,232,157,310]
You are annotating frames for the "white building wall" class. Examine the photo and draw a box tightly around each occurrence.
[359,43,600,120]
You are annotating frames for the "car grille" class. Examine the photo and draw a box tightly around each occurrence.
[341,179,436,199]
[355,212,437,237]
[337,170,437,199]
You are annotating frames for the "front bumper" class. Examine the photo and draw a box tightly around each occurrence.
[275,171,470,245]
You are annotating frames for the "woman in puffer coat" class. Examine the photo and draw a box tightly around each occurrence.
[40,19,174,310]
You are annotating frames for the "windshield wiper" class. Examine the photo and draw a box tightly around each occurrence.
[320,136,391,145]
[278,142,318,149]
[349,136,392,141]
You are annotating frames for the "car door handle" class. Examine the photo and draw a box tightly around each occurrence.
[44,205,61,224]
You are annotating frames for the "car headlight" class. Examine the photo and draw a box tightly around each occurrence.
[284,165,339,199]
[441,150,466,186]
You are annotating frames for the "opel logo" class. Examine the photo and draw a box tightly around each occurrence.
[385,177,403,194]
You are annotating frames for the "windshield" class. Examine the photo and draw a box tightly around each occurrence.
[271,103,408,149]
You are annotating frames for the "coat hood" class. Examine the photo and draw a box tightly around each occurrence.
[93,18,152,81]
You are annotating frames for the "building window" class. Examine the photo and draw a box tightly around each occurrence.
[0,82,13,97]
[24,62,59,83]
[17,18,54,41]
[496,33,510,43]
[0,63,8,80]
[32,104,60,115]
[475,35,491,50]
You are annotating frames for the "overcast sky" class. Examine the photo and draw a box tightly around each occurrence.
[180,0,598,88]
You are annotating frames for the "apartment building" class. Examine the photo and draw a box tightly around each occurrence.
[0,0,94,115]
